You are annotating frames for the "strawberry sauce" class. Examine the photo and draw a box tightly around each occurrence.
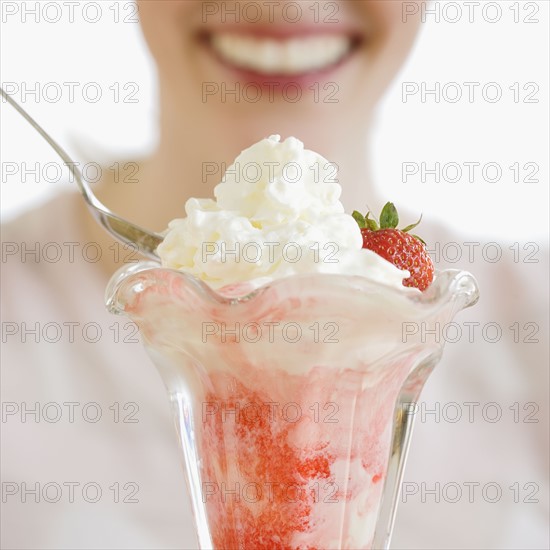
[202,378,335,549]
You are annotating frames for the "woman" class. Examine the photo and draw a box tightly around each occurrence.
[2,1,547,548]
[85,0,424,258]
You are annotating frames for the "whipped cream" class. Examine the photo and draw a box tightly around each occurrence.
[157,135,411,291]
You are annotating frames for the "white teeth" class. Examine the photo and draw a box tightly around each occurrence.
[211,34,351,75]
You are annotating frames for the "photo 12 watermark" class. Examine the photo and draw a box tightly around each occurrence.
[202,320,340,344]
[401,2,540,24]
[202,480,339,504]
[401,481,539,504]
[401,81,539,104]
[401,320,540,344]
[202,400,340,425]
[1,320,140,344]
[1,401,140,424]
[1,1,140,24]
[201,160,339,184]
[201,240,340,266]
[201,1,340,24]
[1,81,140,104]
[401,401,540,424]
[401,161,540,184]
[2,241,140,265]
[202,81,340,104]
[1,481,140,504]
[425,240,540,264]
[1,161,140,185]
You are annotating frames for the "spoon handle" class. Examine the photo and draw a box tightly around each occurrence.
[1,87,163,260]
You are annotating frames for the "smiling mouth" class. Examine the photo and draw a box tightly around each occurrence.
[205,32,362,77]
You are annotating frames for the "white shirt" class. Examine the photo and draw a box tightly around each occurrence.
[1,192,548,549]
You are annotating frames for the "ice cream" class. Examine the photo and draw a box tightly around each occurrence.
[106,135,474,549]
[157,135,412,293]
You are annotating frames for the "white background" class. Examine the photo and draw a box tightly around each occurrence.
[1,0,549,242]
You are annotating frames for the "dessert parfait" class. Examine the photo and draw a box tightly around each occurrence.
[106,135,478,549]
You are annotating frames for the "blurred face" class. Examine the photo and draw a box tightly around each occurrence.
[137,0,423,164]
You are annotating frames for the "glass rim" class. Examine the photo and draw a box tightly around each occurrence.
[106,261,479,315]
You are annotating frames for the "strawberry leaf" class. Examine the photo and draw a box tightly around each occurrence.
[352,210,366,228]
[412,234,426,245]
[402,214,423,233]
[365,213,379,231]
[379,202,399,229]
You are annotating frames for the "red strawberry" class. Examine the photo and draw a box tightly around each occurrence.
[352,202,434,291]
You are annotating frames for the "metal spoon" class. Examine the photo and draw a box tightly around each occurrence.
[1,87,163,260]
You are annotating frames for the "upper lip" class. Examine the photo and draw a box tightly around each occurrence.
[196,23,365,42]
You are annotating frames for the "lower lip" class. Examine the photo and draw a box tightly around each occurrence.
[202,35,361,89]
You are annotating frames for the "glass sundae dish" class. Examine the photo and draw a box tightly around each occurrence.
[106,136,478,549]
